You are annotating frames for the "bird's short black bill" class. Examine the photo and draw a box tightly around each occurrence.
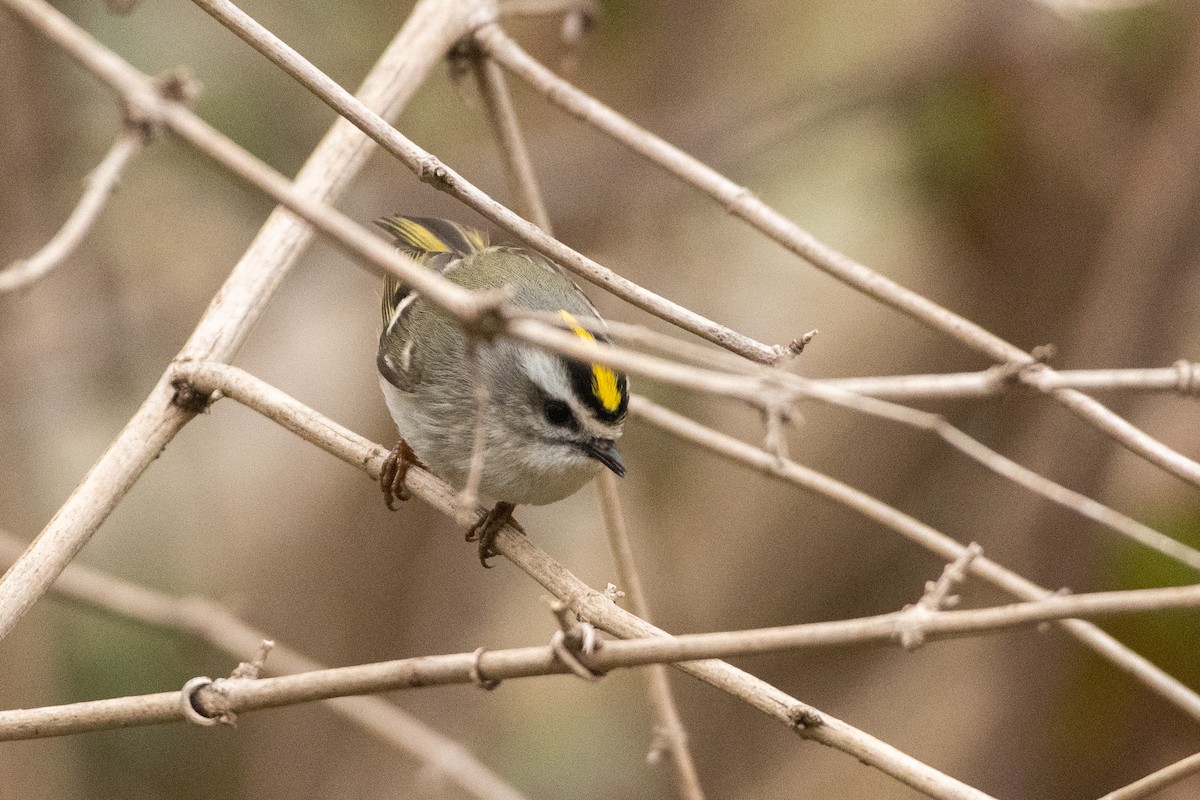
[582,438,625,477]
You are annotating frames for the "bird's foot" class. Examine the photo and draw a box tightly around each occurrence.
[380,439,423,510]
[465,501,523,568]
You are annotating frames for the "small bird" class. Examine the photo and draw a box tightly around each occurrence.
[375,216,628,564]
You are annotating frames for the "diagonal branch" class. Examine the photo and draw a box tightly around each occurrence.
[0,127,146,294]
[629,395,1200,721]
[185,0,789,364]
[169,360,994,800]
[474,23,1200,489]
[0,532,531,800]
[3,558,1199,742]
[0,0,479,644]
[1096,752,1200,800]
[471,46,706,800]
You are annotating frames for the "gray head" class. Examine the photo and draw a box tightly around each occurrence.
[487,328,628,478]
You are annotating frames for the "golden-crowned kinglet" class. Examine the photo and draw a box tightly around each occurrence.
[375,216,628,562]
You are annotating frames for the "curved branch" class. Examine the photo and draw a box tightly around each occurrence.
[0,532,530,800]
[629,395,1200,721]
[0,128,144,294]
[168,361,994,800]
[475,23,1200,488]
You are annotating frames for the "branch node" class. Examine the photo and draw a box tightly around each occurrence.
[229,639,275,679]
[898,543,982,649]
[469,646,503,690]
[123,68,201,140]
[1038,587,1072,632]
[787,704,824,731]
[722,185,757,214]
[169,371,215,414]
[180,676,223,727]
[990,344,1057,391]
[416,156,454,189]
[446,37,483,85]
[543,597,604,681]
[1175,360,1199,398]
[559,5,596,49]
[761,395,795,464]
[461,286,514,341]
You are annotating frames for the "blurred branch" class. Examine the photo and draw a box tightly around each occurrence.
[168,360,994,800]
[1097,752,1200,800]
[471,55,706,799]
[628,395,1200,721]
[1028,0,1162,14]
[0,0,486,644]
[0,127,145,294]
[498,0,595,20]
[4,505,1200,738]
[186,0,787,364]
[513,315,1200,572]
[476,23,1200,489]
[804,380,1200,571]
[0,533,531,800]
[10,0,1186,649]
[597,473,706,800]
[823,361,1200,400]
[471,53,554,232]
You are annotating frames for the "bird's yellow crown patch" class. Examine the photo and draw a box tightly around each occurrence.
[559,310,623,413]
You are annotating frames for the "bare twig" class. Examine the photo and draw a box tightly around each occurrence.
[471,44,706,797]
[1097,752,1200,800]
[0,532,532,800]
[471,53,554,232]
[598,473,706,800]
[802,383,1200,571]
[4,518,1200,743]
[186,0,787,364]
[167,361,995,800]
[0,0,481,643]
[629,395,1200,720]
[823,361,1200,401]
[0,127,145,294]
[898,543,982,650]
[476,23,1200,488]
[504,318,1200,572]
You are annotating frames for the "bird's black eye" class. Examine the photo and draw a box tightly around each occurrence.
[543,398,575,427]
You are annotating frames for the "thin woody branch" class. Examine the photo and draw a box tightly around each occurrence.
[628,395,1200,721]
[3,532,1198,742]
[167,360,993,800]
[0,533,530,800]
[186,0,788,364]
[822,361,1200,400]
[504,317,1200,572]
[1096,751,1200,800]
[0,0,481,644]
[596,475,706,799]
[470,43,706,798]
[0,128,146,294]
[475,23,1200,489]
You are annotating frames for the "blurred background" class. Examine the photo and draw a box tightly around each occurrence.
[3,0,1200,797]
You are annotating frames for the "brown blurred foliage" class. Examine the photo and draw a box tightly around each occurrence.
[2,1,1200,798]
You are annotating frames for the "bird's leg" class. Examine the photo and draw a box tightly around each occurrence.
[380,439,423,510]
[465,501,523,568]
